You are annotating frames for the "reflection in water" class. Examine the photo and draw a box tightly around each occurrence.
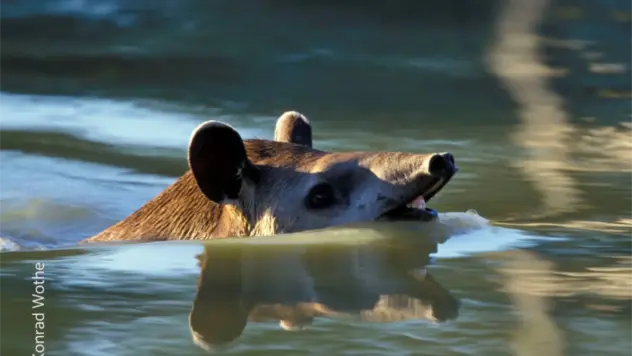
[188,230,460,351]
[499,250,565,356]
[499,252,632,302]
[569,122,632,173]
[499,218,632,236]
[498,250,632,356]
[487,0,583,218]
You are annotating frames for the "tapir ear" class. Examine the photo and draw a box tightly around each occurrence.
[274,111,312,148]
[188,121,257,203]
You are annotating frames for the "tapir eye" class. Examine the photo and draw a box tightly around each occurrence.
[305,183,336,209]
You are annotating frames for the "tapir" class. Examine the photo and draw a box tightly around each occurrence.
[83,111,457,242]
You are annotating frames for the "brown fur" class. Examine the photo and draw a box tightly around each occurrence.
[84,112,457,243]
[84,140,322,242]
[274,111,312,147]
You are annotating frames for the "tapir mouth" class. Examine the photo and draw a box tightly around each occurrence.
[379,175,453,222]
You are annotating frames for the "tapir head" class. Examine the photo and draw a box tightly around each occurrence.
[186,111,458,236]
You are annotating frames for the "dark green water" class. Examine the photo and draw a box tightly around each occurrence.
[1,1,631,355]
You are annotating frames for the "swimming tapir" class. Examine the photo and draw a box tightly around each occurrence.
[83,111,457,242]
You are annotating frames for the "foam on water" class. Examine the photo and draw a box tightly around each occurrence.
[432,211,564,258]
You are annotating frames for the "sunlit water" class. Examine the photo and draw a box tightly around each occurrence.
[1,1,631,355]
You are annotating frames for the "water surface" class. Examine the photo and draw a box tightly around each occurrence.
[1,1,631,355]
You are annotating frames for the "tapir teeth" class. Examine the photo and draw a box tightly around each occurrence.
[405,196,426,210]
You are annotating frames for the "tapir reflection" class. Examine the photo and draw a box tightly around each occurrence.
[189,232,460,351]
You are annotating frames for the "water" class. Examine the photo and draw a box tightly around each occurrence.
[1,0,631,355]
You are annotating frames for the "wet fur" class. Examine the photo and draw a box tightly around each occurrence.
[84,111,456,243]
[84,140,320,242]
